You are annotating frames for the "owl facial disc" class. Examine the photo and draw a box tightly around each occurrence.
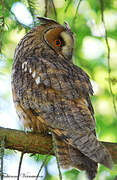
[44,25,74,60]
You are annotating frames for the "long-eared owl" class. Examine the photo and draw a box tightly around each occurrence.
[12,17,113,180]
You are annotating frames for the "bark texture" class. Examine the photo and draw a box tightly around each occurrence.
[0,126,117,164]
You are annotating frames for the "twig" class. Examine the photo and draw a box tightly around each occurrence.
[64,0,71,13]
[51,0,57,20]
[36,155,48,180]
[99,0,117,117]
[44,0,48,17]
[17,152,24,180]
[52,133,62,180]
[44,0,57,20]
[36,149,53,180]
[0,136,5,180]
[72,0,82,25]
[27,0,35,26]
[0,0,5,53]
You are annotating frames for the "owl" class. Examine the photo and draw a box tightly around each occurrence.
[12,17,113,180]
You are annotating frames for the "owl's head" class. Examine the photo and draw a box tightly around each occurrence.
[36,17,74,61]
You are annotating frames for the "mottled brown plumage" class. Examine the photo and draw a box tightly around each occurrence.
[12,17,113,180]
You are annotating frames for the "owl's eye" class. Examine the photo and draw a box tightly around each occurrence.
[54,37,65,48]
[55,39,62,47]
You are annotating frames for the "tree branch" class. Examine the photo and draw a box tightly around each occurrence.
[0,126,117,164]
[0,126,53,155]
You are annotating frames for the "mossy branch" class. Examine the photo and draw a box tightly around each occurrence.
[0,126,117,164]
[0,126,53,155]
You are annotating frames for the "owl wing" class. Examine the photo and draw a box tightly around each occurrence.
[21,56,112,169]
[25,56,95,129]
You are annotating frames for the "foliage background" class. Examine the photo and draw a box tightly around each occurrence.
[0,0,117,179]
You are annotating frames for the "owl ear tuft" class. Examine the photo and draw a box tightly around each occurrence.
[37,17,59,25]
[64,21,70,30]
[64,21,73,35]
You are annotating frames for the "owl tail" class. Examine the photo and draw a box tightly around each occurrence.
[70,131,113,170]
[54,134,98,180]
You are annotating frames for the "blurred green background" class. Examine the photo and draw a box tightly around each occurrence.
[0,0,117,179]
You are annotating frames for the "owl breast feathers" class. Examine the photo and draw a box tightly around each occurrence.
[12,17,113,180]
